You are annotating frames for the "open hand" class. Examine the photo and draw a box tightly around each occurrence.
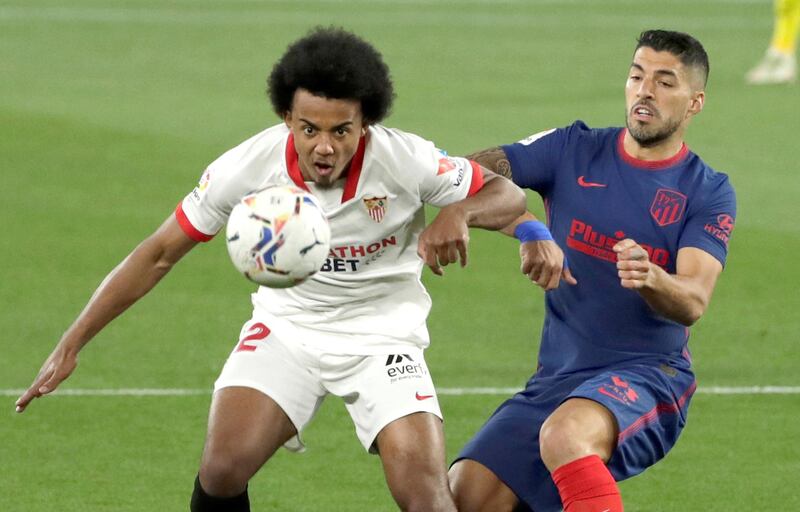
[15,344,78,413]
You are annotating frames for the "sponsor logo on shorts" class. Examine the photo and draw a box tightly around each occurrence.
[385,354,413,365]
[385,354,427,383]
[597,375,639,406]
[415,392,434,401]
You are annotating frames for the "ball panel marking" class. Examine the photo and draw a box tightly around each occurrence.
[225,186,331,288]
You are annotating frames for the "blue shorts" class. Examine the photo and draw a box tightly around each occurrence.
[454,361,696,512]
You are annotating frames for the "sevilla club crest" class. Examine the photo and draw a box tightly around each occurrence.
[650,188,686,227]
[363,196,388,223]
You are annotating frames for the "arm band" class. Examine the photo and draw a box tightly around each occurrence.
[513,220,553,242]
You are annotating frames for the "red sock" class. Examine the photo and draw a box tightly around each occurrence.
[551,455,623,512]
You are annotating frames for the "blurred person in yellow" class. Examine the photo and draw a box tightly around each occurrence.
[746,0,799,84]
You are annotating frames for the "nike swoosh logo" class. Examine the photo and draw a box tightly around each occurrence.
[415,392,434,401]
[597,387,628,404]
[577,176,607,188]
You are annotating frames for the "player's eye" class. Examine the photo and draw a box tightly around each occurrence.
[335,128,349,136]
[303,126,315,136]
[659,81,674,88]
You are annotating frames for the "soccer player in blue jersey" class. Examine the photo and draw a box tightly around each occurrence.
[449,30,736,512]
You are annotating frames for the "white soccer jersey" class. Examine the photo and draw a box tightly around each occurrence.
[177,123,483,354]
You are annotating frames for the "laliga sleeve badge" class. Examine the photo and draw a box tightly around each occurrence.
[190,168,212,204]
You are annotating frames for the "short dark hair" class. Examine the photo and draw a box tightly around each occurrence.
[267,27,395,124]
[635,30,709,87]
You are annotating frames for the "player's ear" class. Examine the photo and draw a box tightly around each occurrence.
[283,111,293,127]
[688,90,704,117]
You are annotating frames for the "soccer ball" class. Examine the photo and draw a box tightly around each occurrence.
[225,186,331,288]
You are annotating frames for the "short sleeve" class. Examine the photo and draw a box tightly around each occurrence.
[679,175,737,266]
[501,127,560,192]
[176,163,231,242]
[418,152,484,207]
[175,127,289,242]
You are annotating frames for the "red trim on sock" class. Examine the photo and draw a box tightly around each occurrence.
[552,455,623,512]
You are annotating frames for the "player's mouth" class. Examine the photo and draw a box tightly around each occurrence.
[314,161,335,176]
[631,103,658,122]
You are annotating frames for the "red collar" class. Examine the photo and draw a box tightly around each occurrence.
[285,133,367,203]
[617,129,689,170]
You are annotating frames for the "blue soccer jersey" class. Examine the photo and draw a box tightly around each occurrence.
[503,121,736,376]
[455,121,736,512]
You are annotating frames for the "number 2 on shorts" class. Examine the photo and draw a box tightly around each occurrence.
[236,322,271,352]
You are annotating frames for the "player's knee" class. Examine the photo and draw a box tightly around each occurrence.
[387,464,454,511]
[449,460,517,512]
[452,487,515,512]
[539,413,594,471]
[198,454,252,497]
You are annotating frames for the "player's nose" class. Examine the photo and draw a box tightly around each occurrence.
[314,138,334,155]
[636,78,655,98]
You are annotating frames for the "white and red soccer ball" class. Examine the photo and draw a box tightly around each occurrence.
[225,186,330,288]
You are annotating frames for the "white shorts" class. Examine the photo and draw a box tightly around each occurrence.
[214,319,442,453]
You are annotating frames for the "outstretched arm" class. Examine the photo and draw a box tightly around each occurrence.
[418,169,525,275]
[467,146,575,290]
[444,170,526,230]
[16,214,198,412]
[615,240,722,326]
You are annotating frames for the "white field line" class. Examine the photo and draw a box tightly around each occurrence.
[2,386,799,397]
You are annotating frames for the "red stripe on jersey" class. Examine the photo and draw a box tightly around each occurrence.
[617,380,697,443]
[174,203,214,242]
[617,129,689,170]
[341,135,367,202]
[467,160,485,197]
[285,135,311,192]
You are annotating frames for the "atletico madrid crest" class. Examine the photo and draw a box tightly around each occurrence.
[363,196,388,223]
[650,188,686,227]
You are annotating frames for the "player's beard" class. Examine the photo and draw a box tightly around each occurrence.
[625,112,682,148]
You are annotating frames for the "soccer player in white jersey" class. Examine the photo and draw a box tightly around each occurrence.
[15,28,526,511]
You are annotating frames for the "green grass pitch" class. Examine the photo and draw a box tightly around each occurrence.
[1,1,799,510]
